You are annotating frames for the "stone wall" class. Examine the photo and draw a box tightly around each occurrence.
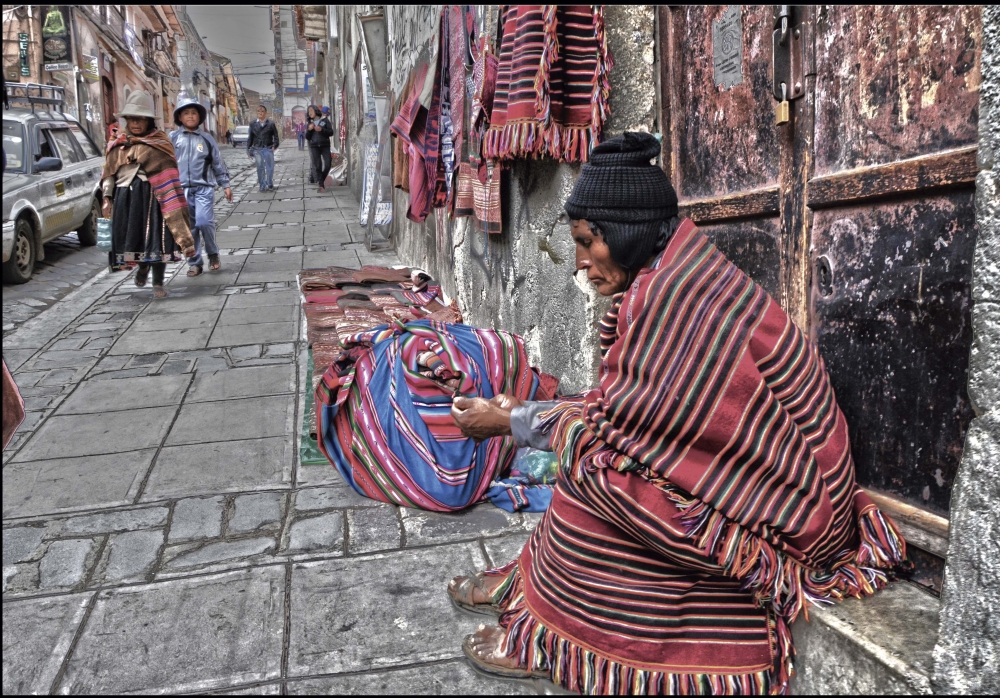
[932,4,1000,694]
[388,5,657,392]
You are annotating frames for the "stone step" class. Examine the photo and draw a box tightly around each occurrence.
[790,581,939,694]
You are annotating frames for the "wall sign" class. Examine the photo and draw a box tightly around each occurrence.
[712,5,743,90]
[41,6,72,63]
[19,33,31,76]
[82,53,100,81]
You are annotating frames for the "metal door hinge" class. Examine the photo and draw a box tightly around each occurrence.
[772,6,807,103]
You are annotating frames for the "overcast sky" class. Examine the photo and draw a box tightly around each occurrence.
[185,5,276,95]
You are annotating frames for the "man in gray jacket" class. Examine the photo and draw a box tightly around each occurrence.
[170,96,233,274]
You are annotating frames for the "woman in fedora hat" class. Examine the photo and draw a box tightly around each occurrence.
[100,90,195,298]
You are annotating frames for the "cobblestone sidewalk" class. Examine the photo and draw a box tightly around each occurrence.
[2,144,541,695]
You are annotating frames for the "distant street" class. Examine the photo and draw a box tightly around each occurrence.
[2,148,256,337]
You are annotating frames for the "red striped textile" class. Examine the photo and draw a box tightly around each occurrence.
[484,5,612,163]
[488,219,906,694]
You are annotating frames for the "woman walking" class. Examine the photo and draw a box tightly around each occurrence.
[101,91,195,298]
[306,104,333,192]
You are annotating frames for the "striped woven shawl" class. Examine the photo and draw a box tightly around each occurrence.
[485,5,612,163]
[524,219,905,690]
[102,129,193,251]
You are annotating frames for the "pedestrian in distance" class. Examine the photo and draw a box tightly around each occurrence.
[307,104,334,192]
[247,105,279,192]
[296,119,306,151]
[170,95,233,277]
[225,128,232,147]
[100,90,196,299]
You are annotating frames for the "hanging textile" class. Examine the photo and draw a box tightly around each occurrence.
[484,5,612,163]
[390,63,435,222]
[315,320,558,511]
[359,142,392,227]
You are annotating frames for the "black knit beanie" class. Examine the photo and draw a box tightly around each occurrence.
[564,131,678,271]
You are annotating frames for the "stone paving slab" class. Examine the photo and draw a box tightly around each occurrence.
[186,364,296,402]
[2,450,156,518]
[58,567,286,694]
[143,436,294,500]
[218,305,296,326]
[1,592,92,694]
[209,321,299,347]
[12,406,178,462]
[166,395,296,446]
[55,374,192,415]
[283,660,534,695]
[108,327,213,355]
[286,543,489,677]
[129,309,221,332]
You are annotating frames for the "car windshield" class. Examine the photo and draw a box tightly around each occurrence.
[3,120,26,172]
[235,126,249,134]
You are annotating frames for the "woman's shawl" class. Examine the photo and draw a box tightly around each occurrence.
[102,129,193,252]
[315,319,557,511]
[543,218,906,627]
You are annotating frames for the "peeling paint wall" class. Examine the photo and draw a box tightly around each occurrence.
[388,5,657,392]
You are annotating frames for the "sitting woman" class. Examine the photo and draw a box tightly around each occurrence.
[447,132,905,695]
[101,90,195,297]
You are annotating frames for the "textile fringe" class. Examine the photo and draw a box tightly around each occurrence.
[483,120,600,163]
[590,5,613,145]
[658,484,907,626]
[495,565,776,696]
[534,5,560,128]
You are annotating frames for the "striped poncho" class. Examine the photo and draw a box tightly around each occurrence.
[488,219,906,694]
[315,320,556,511]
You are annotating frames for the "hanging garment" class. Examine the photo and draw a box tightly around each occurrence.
[315,320,557,512]
[484,5,612,163]
[390,62,437,222]
[2,359,25,450]
[484,219,907,694]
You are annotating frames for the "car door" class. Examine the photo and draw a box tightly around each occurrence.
[30,125,76,239]
[45,126,93,233]
[68,122,105,198]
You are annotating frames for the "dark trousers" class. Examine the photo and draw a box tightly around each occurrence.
[310,144,331,187]
[137,262,166,286]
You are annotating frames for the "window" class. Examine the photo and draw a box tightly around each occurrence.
[2,120,26,172]
[47,128,82,164]
[35,128,56,159]
[68,123,101,159]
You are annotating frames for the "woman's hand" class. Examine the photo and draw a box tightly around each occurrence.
[451,394,522,441]
[101,197,112,218]
[224,187,233,203]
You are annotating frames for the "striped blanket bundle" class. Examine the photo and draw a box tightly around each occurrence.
[315,320,558,511]
[485,219,906,695]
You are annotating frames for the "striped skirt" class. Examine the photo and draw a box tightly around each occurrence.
[489,466,779,695]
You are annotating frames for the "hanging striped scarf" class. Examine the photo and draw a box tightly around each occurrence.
[315,320,556,511]
[488,219,906,694]
[102,129,193,252]
[484,5,612,163]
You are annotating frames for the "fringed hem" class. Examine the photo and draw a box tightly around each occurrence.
[590,5,613,145]
[658,483,908,626]
[534,5,559,127]
[483,119,603,164]
[495,566,779,695]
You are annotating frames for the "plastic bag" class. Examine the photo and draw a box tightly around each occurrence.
[96,217,112,250]
[510,447,559,485]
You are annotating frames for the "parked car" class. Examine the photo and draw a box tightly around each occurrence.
[3,85,105,284]
[231,124,250,148]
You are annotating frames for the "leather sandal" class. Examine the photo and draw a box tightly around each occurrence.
[186,264,203,277]
[462,629,548,680]
[152,284,168,299]
[208,254,221,271]
[134,265,150,287]
[448,573,500,616]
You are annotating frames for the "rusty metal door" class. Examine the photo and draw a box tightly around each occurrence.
[659,5,981,580]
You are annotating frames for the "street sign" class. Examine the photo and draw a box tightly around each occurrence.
[19,33,30,76]
[82,54,99,81]
[44,62,73,72]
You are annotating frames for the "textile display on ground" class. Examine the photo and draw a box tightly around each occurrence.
[484,5,612,163]
[314,319,558,512]
[483,220,906,694]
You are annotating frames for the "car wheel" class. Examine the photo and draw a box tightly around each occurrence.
[2,218,36,284]
[76,197,100,247]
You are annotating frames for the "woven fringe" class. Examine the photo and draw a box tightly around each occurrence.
[590,5,613,146]
[657,484,907,626]
[534,5,560,127]
[495,566,777,696]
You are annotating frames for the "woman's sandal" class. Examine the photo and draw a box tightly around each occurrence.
[134,266,149,287]
[208,254,221,271]
[462,627,549,680]
[448,573,500,616]
[152,285,168,299]
[187,265,204,277]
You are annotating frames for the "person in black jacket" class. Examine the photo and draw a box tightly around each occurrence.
[306,104,334,192]
[247,105,280,191]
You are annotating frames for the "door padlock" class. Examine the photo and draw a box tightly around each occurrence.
[776,82,790,125]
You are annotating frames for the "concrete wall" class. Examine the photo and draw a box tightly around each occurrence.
[387,5,657,392]
[932,4,1000,694]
